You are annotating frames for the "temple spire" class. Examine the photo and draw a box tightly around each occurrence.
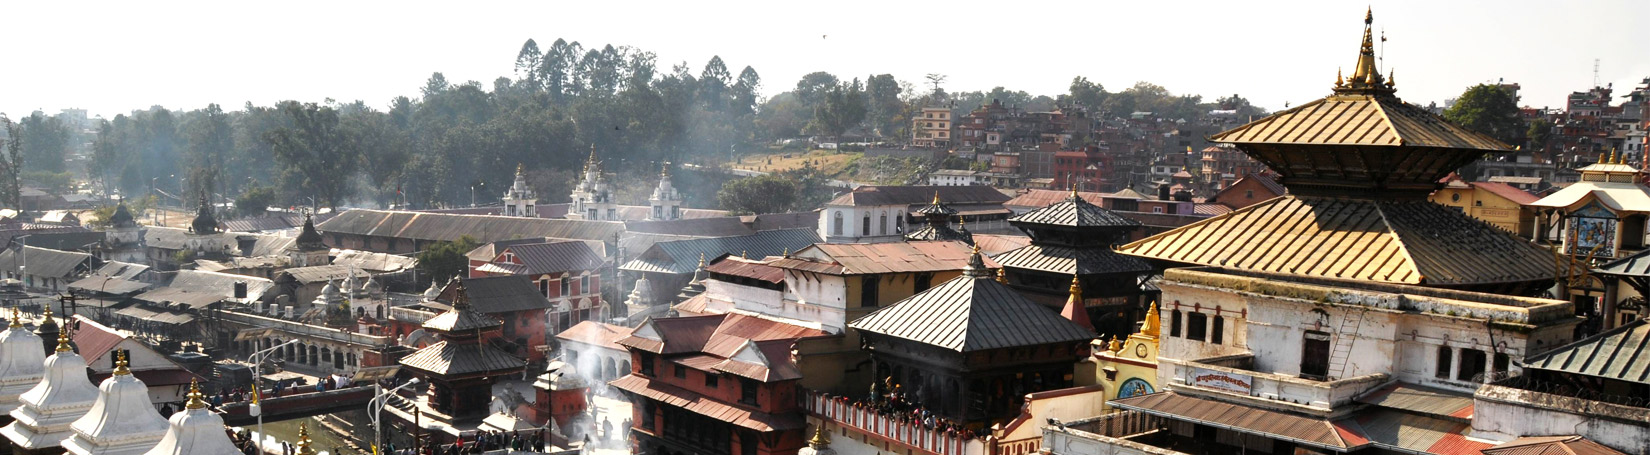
[184,378,207,409]
[112,350,130,376]
[1337,8,1391,94]
[1060,275,1094,332]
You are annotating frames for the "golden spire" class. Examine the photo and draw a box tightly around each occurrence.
[1108,336,1123,353]
[1387,68,1396,88]
[782,248,789,257]
[995,268,1007,284]
[41,306,52,325]
[741,250,748,259]
[1340,7,1388,93]
[661,163,671,177]
[1335,68,1344,87]
[9,309,19,329]
[1070,181,1079,198]
[1068,274,1083,301]
[932,191,941,205]
[55,327,71,353]
[295,422,318,455]
[1141,301,1161,338]
[516,162,524,176]
[112,350,131,376]
[698,252,707,268]
[1609,148,1618,165]
[184,378,208,409]
[808,424,832,448]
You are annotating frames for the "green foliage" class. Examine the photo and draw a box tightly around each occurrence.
[86,197,153,228]
[809,79,867,138]
[20,171,72,194]
[717,175,798,215]
[235,186,277,218]
[17,112,70,173]
[0,116,22,209]
[1526,118,1553,150]
[185,103,232,200]
[417,235,480,284]
[263,101,358,209]
[1443,84,1525,146]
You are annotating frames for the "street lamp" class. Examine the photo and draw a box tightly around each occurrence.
[368,377,420,454]
[248,338,300,454]
[471,182,485,208]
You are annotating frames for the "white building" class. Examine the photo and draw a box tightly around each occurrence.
[62,352,170,455]
[648,165,682,221]
[567,146,619,221]
[0,314,45,417]
[927,169,986,186]
[502,163,538,218]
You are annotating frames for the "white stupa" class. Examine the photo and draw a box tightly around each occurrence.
[0,311,45,415]
[141,380,240,455]
[1,328,101,452]
[63,351,169,455]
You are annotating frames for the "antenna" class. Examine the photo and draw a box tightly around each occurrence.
[1379,28,1386,73]
[1584,57,1597,87]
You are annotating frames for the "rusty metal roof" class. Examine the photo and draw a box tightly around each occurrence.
[399,340,525,377]
[608,374,806,432]
[1354,383,1474,422]
[773,241,993,276]
[827,185,1011,207]
[619,229,821,275]
[849,274,1093,352]
[706,258,785,283]
[1523,319,1650,385]
[1117,195,1555,286]
[1482,436,1628,455]
[1210,94,1510,151]
[1004,189,1110,209]
[1110,392,1350,450]
[1008,193,1141,228]
[995,244,1154,276]
[554,320,633,351]
[618,315,725,355]
[501,241,606,275]
[1332,408,1491,455]
[972,234,1031,257]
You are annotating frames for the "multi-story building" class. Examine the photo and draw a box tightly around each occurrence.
[912,107,954,148]
[817,186,1012,244]
[467,240,607,336]
[1052,146,1112,192]
[1430,176,1540,238]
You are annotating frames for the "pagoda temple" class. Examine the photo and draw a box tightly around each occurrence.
[2,330,101,455]
[398,278,527,428]
[995,188,1155,336]
[63,352,169,455]
[848,247,1094,427]
[0,312,44,428]
[287,214,329,267]
[141,380,241,455]
[1118,10,1557,294]
[903,193,973,244]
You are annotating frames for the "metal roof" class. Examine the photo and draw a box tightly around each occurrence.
[329,249,417,273]
[1353,383,1474,422]
[902,224,973,243]
[500,241,606,275]
[316,209,625,243]
[1598,248,1650,277]
[849,274,1093,352]
[1118,195,1556,286]
[619,228,821,275]
[972,234,1031,257]
[618,315,725,355]
[1110,391,1350,450]
[827,185,1012,207]
[164,270,274,303]
[399,340,525,377]
[554,320,633,351]
[92,262,149,281]
[1530,181,1650,212]
[773,241,993,276]
[1008,193,1141,228]
[1523,319,1650,385]
[706,258,785,283]
[433,275,553,314]
[609,375,807,432]
[995,244,1153,276]
[1210,94,1510,151]
[67,276,151,295]
[279,264,371,284]
[1482,436,1628,455]
[624,217,755,237]
[0,245,93,278]
[422,281,505,332]
[1332,408,1491,455]
[1003,190,1111,209]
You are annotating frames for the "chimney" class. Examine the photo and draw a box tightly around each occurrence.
[1157,184,1171,201]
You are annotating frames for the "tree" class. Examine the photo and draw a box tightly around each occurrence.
[186,103,232,201]
[865,74,904,137]
[731,66,761,116]
[417,235,480,284]
[234,185,276,217]
[263,101,358,209]
[1443,84,1525,146]
[18,112,69,173]
[1066,76,1108,111]
[810,80,867,138]
[794,72,839,109]
[717,175,797,215]
[0,116,22,208]
[514,39,543,91]
[1527,118,1553,151]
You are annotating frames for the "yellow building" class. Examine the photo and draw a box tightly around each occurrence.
[1430,176,1540,237]
[912,107,952,148]
[1077,301,1160,406]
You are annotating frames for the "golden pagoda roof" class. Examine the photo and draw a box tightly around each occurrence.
[1118,196,1555,286]
[1210,94,1510,151]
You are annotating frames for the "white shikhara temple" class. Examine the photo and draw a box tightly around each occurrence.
[0,312,239,455]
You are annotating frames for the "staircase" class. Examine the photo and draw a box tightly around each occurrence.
[1326,311,1364,380]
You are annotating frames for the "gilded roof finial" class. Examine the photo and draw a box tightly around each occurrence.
[1068,274,1083,300]
[808,424,832,448]
[782,248,789,257]
[295,422,317,455]
[516,162,524,176]
[1141,301,1161,338]
[932,191,941,205]
[996,268,1007,284]
[1342,7,1387,93]
[55,327,72,353]
[113,350,131,376]
[9,309,19,329]
[1336,68,1344,87]
[698,252,707,268]
[741,250,748,259]
[1070,181,1079,198]
[661,163,671,177]
[1608,148,1618,165]
[1387,68,1396,88]
[185,378,208,409]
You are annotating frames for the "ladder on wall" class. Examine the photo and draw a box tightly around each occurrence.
[1326,311,1364,380]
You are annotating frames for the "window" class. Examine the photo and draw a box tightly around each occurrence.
[581,275,590,295]
[705,374,719,388]
[860,275,881,307]
[914,273,933,293]
[880,213,888,235]
[1153,206,1164,214]
[1435,346,1453,379]
[1245,190,1254,199]
[674,364,687,379]
[1493,352,1510,375]
[1211,315,1224,344]
[1301,331,1331,379]
[739,378,759,405]
[1169,309,1182,337]
[832,212,843,236]
[1186,312,1207,341]
[1457,349,1487,381]
[639,352,655,376]
[862,214,871,236]
[539,279,549,296]
[560,277,570,297]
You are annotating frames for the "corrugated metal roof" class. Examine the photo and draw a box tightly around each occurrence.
[0,245,92,278]
[706,258,785,283]
[399,340,525,376]
[1009,194,1141,228]
[67,276,151,295]
[849,274,1093,352]
[501,241,606,275]
[1210,94,1510,151]
[434,275,553,314]
[1110,392,1349,450]
[1529,181,1650,212]
[995,244,1154,276]
[422,281,506,332]
[316,209,625,243]
[92,262,149,280]
[164,270,274,303]
[1332,408,1490,455]
[617,315,725,355]
[1482,436,1628,455]
[329,249,417,273]
[972,234,1031,257]
[1354,383,1474,422]
[1118,196,1555,286]
[1599,249,1650,277]
[827,185,1012,207]
[279,264,371,284]
[608,374,807,432]
[619,229,821,275]
[624,217,754,237]
[773,241,993,276]
[1523,319,1650,385]
[1003,190,1110,210]
[1471,182,1540,206]
[555,320,634,351]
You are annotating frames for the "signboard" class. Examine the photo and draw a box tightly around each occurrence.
[1191,368,1253,394]
[1117,377,1155,399]
[1568,202,1617,257]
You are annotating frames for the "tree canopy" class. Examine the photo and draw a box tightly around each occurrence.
[1443,84,1525,146]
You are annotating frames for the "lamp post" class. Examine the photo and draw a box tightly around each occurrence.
[248,338,300,454]
[471,182,485,208]
[369,377,420,454]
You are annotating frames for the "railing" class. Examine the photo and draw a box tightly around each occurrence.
[390,306,438,325]
[801,390,985,455]
[1168,360,1388,411]
[220,310,390,347]
[1066,410,1162,438]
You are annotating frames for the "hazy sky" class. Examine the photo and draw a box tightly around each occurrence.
[6,0,1647,120]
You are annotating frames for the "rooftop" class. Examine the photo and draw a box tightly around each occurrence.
[849,269,1094,352]
[772,241,994,276]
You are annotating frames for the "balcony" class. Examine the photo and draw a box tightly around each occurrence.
[801,389,985,455]
[1164,353,1389,414]
[1041,411,1186,455]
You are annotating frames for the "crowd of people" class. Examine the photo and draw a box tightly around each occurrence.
[386,429,548,455]
[830,377,982,440]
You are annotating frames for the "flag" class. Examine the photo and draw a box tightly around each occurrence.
[250,385,259,405]
[372,444,379,455]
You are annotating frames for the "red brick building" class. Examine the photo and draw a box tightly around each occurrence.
[388,275,557,363]
[611,313,833,455]
[1052,146,1111,191]
[470,240,607,335]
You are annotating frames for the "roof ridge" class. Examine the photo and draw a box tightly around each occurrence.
[1371,202,1427,283]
